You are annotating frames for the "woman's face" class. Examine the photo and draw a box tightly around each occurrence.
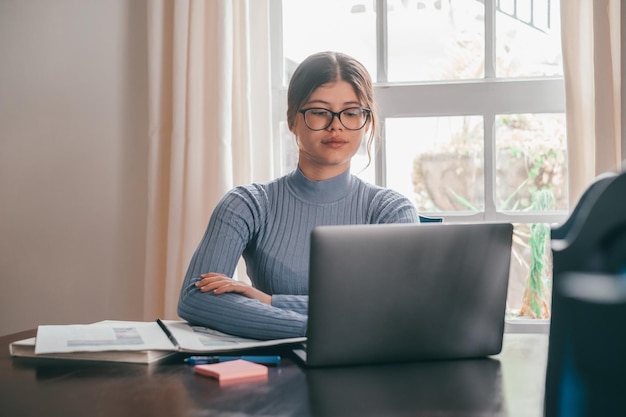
[292,80,368,180]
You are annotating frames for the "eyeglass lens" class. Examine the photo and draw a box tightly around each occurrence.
[303,108,369,130]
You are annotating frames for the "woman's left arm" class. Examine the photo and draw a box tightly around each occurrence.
[371,189,420,224]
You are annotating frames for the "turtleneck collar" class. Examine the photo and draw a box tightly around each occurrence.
[286,167,354,204]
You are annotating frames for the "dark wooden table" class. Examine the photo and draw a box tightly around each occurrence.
[0,330,547,417]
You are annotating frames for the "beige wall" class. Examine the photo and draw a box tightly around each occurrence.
[0,0,149,336]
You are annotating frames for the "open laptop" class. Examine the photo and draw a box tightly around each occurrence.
[293,222,514,367]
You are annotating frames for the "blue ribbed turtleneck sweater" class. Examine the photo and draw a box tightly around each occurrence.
[177,168,419,339]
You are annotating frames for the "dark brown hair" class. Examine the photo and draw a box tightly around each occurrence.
[287,51,378,165]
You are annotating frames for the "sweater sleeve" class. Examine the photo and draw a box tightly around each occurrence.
[177,187,308,340]
[369,188,420,224]
[271,294,309,315]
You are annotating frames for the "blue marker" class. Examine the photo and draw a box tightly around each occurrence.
[184,355,281,365]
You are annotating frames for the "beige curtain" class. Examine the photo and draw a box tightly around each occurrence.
[144,0,274,320]
[561,0,622,206]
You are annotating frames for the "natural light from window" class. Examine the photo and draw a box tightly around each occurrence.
[275,0,566,325]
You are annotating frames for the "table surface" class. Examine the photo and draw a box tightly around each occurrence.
[0,330,548,417]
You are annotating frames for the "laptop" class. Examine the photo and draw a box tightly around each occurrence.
[293,222,514,367]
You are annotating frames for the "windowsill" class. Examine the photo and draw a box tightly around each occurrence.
[504,318,550,334]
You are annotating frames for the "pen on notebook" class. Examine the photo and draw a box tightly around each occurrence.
[156,318,180,348]
[184,355,281,365]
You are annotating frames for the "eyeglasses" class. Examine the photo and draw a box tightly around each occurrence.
[298,107,371,131]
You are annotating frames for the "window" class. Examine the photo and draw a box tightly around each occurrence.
[270,0,567,327]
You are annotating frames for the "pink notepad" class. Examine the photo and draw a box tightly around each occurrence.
[194,359,268,384]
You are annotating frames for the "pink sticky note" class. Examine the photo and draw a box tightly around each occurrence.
[194,359,268,384]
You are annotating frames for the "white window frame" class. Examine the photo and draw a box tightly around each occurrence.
[270,0,565,332]
[271,0,566,222]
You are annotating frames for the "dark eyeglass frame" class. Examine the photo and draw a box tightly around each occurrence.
[298,107,372,131]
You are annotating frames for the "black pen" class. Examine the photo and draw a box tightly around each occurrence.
[156,318,180,348]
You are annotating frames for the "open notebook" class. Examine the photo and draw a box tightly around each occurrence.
[11,320,305,365]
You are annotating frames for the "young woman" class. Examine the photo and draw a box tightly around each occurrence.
[177,51,419,340]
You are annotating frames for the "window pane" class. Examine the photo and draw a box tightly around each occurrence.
[496,0,563,77]
[385,116,484,212]
[507,223,553,318]
[352,135,377,184]
[387,1,484,82]
[281,0,376,84]
[495,113,568,212]
[279,122,298,175]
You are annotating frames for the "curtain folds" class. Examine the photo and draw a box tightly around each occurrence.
[560,0,622,206]
[144,0,273,320]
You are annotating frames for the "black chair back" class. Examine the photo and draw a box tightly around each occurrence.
[545,169,626,417]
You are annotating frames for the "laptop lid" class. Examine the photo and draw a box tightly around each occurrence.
[304,222,513,367]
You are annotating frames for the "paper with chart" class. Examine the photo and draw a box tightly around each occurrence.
[33,320,306,355]
[35,321,176,354]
